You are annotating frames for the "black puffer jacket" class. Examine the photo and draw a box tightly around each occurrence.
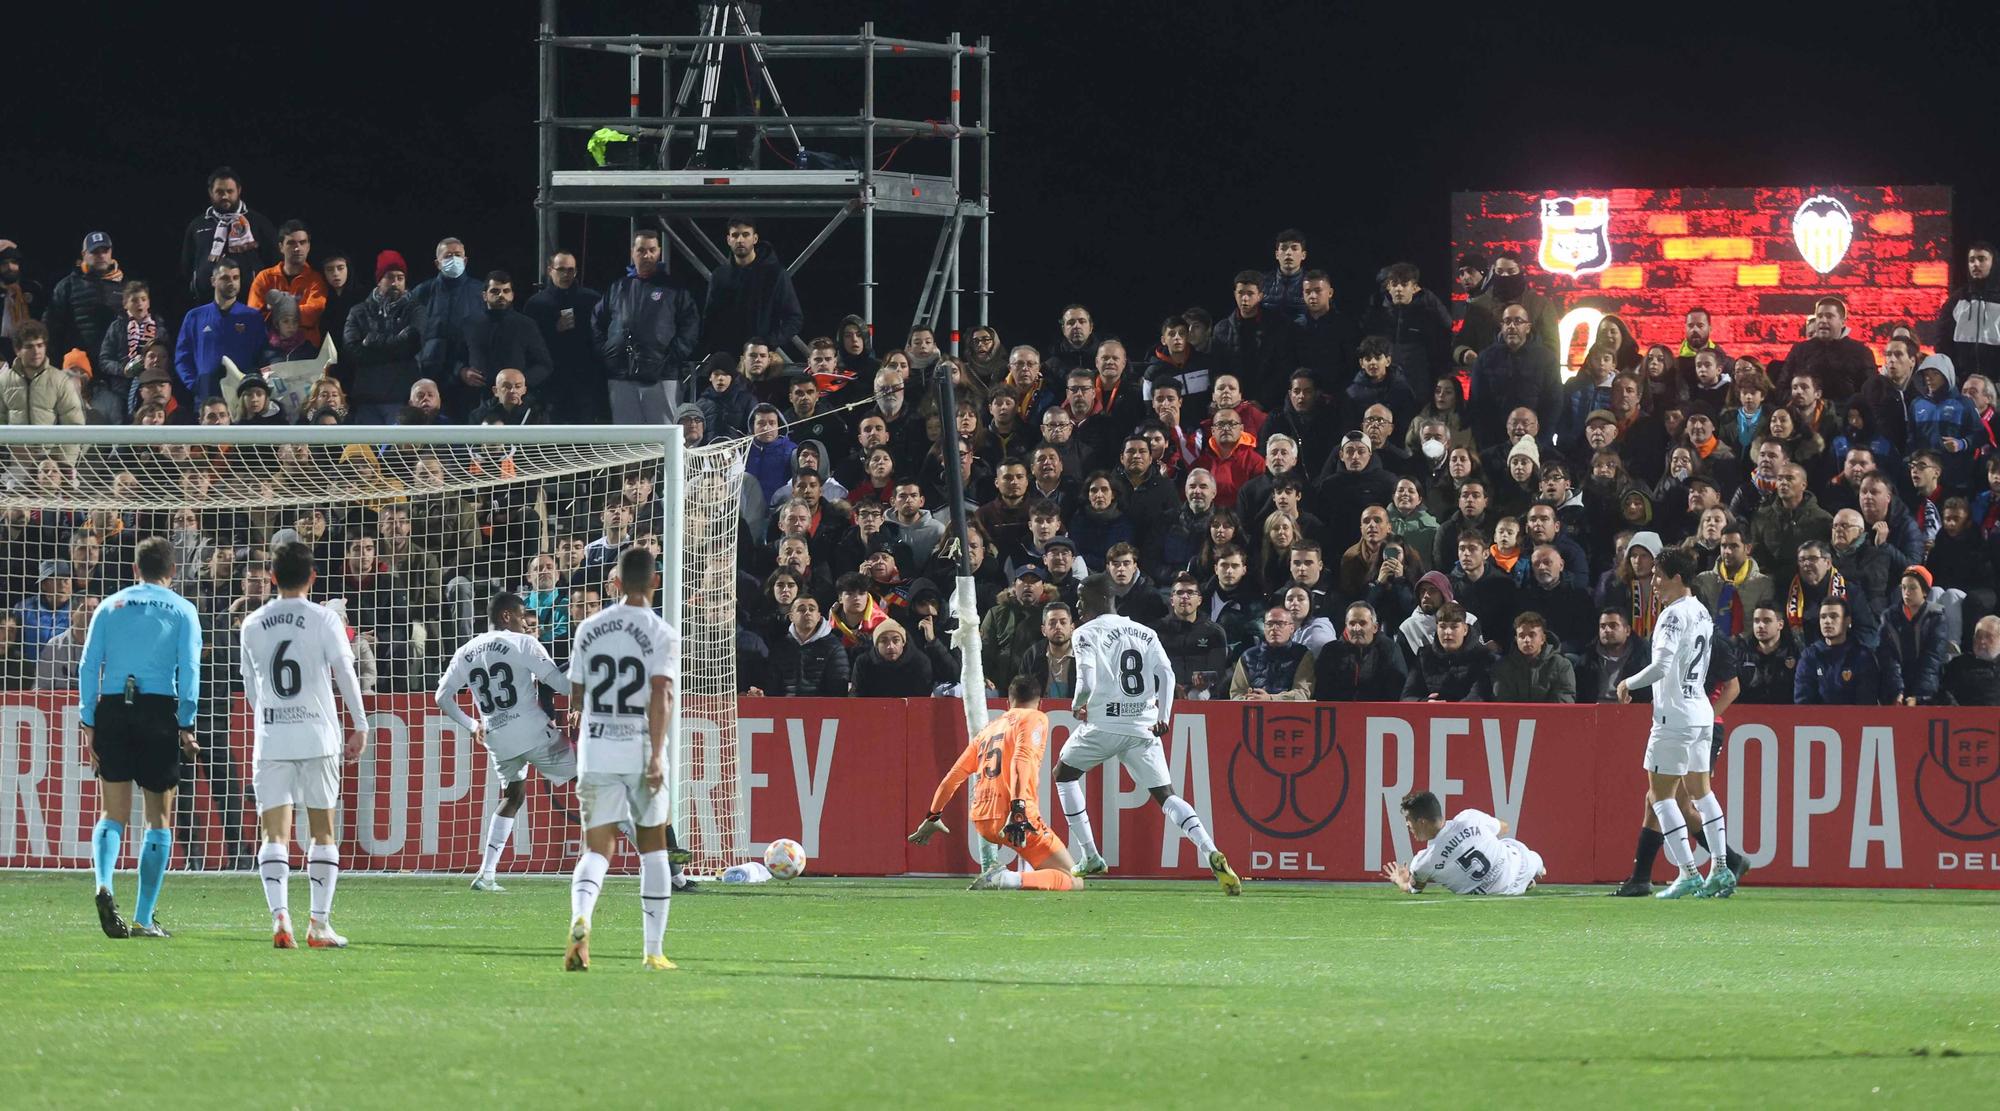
[770,619,851,697]
[1401,640,1497,702]
[1316,634,1408,702]
[595,266,700,385]
[45,266,126,366]
[850,642,935,697]
[341,289,429,405]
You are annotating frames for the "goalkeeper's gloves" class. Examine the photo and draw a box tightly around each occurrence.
[1002,800,1033,847]
[908,812,950,845]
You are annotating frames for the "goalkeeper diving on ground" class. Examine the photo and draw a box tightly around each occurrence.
[910,675,1082,891]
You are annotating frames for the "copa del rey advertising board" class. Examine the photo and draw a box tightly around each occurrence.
[2,695,1996,887]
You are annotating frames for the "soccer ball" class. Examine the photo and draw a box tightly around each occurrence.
[765,838,807,880]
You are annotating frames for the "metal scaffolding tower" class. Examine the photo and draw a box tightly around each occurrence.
[535,1,993,351]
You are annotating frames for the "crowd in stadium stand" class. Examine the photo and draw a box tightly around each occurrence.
[5,165,2000,735]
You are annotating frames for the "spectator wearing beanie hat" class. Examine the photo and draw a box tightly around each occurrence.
[1884,565,1948,704]
[341,250,429,424]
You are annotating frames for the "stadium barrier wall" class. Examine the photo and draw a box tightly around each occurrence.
[4,695,1997,888]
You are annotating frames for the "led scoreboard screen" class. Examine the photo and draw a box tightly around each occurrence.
[1449,185,1953,368]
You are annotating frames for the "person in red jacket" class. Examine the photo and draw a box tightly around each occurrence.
[1193,407,1267,510]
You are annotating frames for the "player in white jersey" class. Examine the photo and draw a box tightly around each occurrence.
[238,542,369,950]
[1384,791,1544,896]
[561,548,679,972]
[436,591,572,892]
[1618,545,1736,900]
[1053,574,1241,894]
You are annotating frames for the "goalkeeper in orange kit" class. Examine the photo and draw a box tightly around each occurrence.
[909,675,1083,891]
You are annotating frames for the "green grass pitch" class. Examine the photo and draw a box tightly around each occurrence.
[4,873,1997,1108]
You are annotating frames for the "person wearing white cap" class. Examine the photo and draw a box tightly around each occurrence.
[1601,530,1664,639]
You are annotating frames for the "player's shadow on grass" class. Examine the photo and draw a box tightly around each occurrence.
[698,967,1168,990]
[361,940,557,958]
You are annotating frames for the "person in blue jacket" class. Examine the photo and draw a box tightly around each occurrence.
[173,257,263,403]
[1795,595,1902,705]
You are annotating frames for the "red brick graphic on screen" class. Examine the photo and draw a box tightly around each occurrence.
[1451,185,1953,366]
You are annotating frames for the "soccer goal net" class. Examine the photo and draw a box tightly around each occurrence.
[0,423,749,878]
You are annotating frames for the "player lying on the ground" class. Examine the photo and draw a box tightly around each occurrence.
[1382,791,1545,896]
[240,541,370,949]
[562,548,680,972]
[909,674,1081,891]
[1054,574,1241,894]
[436,591,573,893]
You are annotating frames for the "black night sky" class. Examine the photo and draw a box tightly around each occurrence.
[14,1,2000,345]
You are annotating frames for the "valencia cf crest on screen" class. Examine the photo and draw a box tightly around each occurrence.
[1537,195,1612,276]
[1792,193,1854,276]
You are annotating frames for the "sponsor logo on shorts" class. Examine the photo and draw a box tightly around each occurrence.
[1915,719,2000,841]
[1228,706,1346,839]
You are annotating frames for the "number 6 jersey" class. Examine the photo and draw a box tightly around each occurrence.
[239,595,370,762]
[436,630,568,759]
[566,601,678,775]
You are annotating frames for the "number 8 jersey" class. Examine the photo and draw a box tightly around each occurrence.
[1071,612,1175,737]
[239,595,370,761]
[436,630,568,759]
[566,601,678,775]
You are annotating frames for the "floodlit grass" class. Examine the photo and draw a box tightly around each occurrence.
[3,873,1996,1108]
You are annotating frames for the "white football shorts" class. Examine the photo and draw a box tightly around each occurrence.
[577,771,670,831]
[1644,723,1712,776]
[490,732,577,787]
[253,755,340,812]
[1058,724,1172,790]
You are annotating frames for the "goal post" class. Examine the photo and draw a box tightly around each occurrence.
[0,422,748,877]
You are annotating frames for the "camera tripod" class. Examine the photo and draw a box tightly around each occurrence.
[669,1,803,169]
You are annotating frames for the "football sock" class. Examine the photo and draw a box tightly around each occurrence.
[1692,793,1728,877]
[1630,826,1665,883]
[1651,799,1695,870]
[1056,780,1099,860]
[670,856,690,891]
[134,828,171,927]
[1022,868,1079,892]
[993,870,1024,889]
[1160,795,1218,856]
[639,850,672,958]
[307,844,340,925]
[571,851,609,925]
[258,843,290,921]
[480,815,515,878]
[91,818,123,894]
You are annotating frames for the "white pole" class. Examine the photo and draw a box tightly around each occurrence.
[660,422,686,827]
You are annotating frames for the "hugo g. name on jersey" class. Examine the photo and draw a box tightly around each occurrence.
[1073,614,1172,733]
[566,603,678,775]
[239,597,367,761]
[439,631,567,760]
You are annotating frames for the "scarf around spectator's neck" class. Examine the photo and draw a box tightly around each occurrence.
[205,201,255,262]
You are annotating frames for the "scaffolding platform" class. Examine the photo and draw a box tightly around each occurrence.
[535,2,993,347]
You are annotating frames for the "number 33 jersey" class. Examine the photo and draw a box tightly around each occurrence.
[239,596,369,762]
[1410,809,1534,896]
[437,631,568,760]
[566,602,678,775]
[1072,613,1175,737]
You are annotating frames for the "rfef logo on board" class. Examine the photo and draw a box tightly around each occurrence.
[1538,196,1612,276]
[1228,705,1346,838]
[1916,718,2000,841]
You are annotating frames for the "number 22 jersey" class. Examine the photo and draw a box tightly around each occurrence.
[566,602,678,775]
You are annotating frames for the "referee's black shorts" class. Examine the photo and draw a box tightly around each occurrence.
[92,695,183,793]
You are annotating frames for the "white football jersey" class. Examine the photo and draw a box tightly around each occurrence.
[1071,612,1175,736]
[1629,594,1716,730]
[1410,809,1534,895]
[566,601,678,775]
[239,596,368,761]
[436,630,568,760]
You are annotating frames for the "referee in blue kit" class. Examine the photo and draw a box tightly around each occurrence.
[81,537,202,939]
